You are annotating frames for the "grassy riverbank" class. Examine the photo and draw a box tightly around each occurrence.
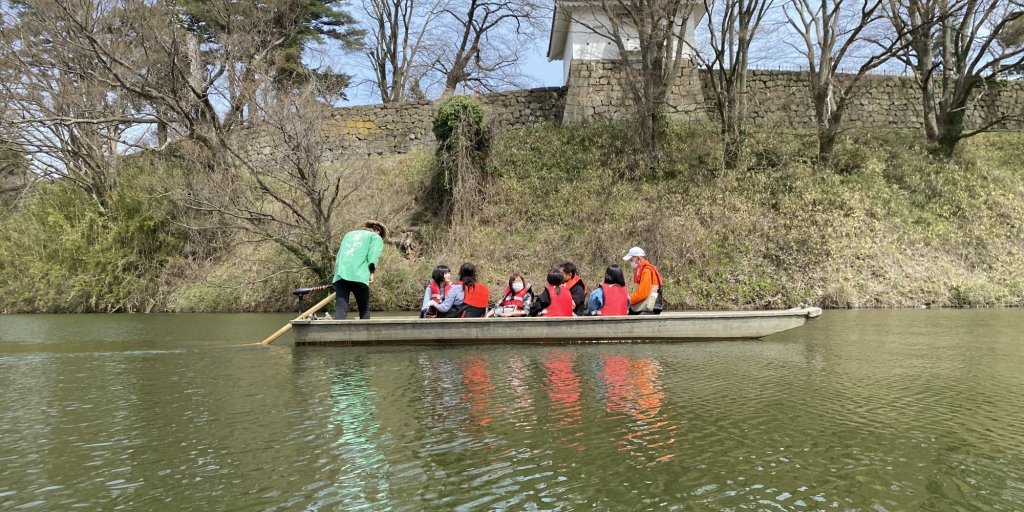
[2,124,1022,313]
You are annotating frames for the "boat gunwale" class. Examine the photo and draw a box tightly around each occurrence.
[291,307,822,327]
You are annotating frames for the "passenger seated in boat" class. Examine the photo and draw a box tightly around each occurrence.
[431,262,490,318]
[529,269,575,317]
[559,261,588,316]
[623,246,664,315]
[420,264,452,318]
[486,272,534,318]
[587,265,630,316]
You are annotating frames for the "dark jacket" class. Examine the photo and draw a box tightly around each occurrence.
[567,279,587,316]
[529,288,552,317]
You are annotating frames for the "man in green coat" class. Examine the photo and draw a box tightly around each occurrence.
[333,221,387,319]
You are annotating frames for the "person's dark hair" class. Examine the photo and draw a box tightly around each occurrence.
[558,261,578,278]
[507,272,526,291]
[431,265,450,287]
[458,262,478,288]
[546,268,564,294]
[603,265,626,286]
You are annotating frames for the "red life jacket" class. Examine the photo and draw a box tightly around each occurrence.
[564,274,585,295]
[542,285,574,317]
[428,281,451,302]
[564,274,587,315]
[598,283,629,316]
[499,285,530,310]
[633,260,664,286]
[460,281,491,309]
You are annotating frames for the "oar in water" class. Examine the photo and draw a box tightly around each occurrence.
[261,289,336,345]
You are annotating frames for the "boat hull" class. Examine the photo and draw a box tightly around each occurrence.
[290,307,822,346]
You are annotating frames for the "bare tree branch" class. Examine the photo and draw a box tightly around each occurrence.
[693,0,777,169]
[884,0,1024,156]
[784,0,909,167]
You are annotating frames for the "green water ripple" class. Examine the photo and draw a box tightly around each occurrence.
[1,310,1024,510]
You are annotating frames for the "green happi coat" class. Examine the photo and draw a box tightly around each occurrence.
[332,229,384,285]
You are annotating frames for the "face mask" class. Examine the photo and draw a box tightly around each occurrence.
[630,260,639,269]
[512,282,524,292]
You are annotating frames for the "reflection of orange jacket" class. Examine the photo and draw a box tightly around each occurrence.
[629,259,663,305]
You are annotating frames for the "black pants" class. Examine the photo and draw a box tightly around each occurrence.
[333,278,370,319]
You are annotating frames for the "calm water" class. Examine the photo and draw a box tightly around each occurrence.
[1,310,1022,511]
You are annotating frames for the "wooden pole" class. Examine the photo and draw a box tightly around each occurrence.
[261,292,337,345]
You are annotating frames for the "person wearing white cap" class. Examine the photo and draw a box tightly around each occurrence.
[622,246,664,314]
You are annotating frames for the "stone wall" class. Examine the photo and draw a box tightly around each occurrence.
[563,59,709,124]
[322,87,567,156]
[279,65,1023,161]
[560,60,1024,131]
[715,70,1024,131]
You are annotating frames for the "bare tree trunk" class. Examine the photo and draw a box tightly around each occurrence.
[572,0,694,165]
[785,0,906,169]
[431,0,543,96]
[697,0,775,171]
[888,0,1024,157]
[366,0,435,103]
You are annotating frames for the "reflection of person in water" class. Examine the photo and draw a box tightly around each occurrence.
[418,355,462,426]
[326,365,391,506]
[599,355,677,466]
[462,355,495,428]
[543,350,583,445]
[505,356,535,418]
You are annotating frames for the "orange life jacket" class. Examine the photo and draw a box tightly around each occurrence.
[460,281,490,309]
[564,274,584,294]
[542,284,574,317]
[499,285,530,310]
[564,274,587,315]
[598,283,629,316]
[634,260,664,286]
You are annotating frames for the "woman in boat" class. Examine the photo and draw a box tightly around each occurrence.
[431,262,491,318]
[558,261,588,316]
[529,269,575,317]
[587,264,630,316]
[420,264,452,318]
[486,272,534,318]
[623,246,664,314]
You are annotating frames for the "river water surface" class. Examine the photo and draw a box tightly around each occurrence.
[1,310,1022,511]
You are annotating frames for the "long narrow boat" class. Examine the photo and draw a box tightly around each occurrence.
[290,307,822,346]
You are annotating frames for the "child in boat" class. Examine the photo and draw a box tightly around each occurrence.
[486,272,534,317]
[529,269,575,317]
[587,265,629,316]
[420,264,451,318]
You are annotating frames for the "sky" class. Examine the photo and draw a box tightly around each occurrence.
[317,4,920,107]
[327,26,566,107]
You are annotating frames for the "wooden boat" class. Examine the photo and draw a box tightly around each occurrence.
[289,307,822,346]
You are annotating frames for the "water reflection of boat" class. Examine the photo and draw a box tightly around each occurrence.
[600,355,678,466]
[291,308,823,345]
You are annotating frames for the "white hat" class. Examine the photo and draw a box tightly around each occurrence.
[622,247,646,260]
